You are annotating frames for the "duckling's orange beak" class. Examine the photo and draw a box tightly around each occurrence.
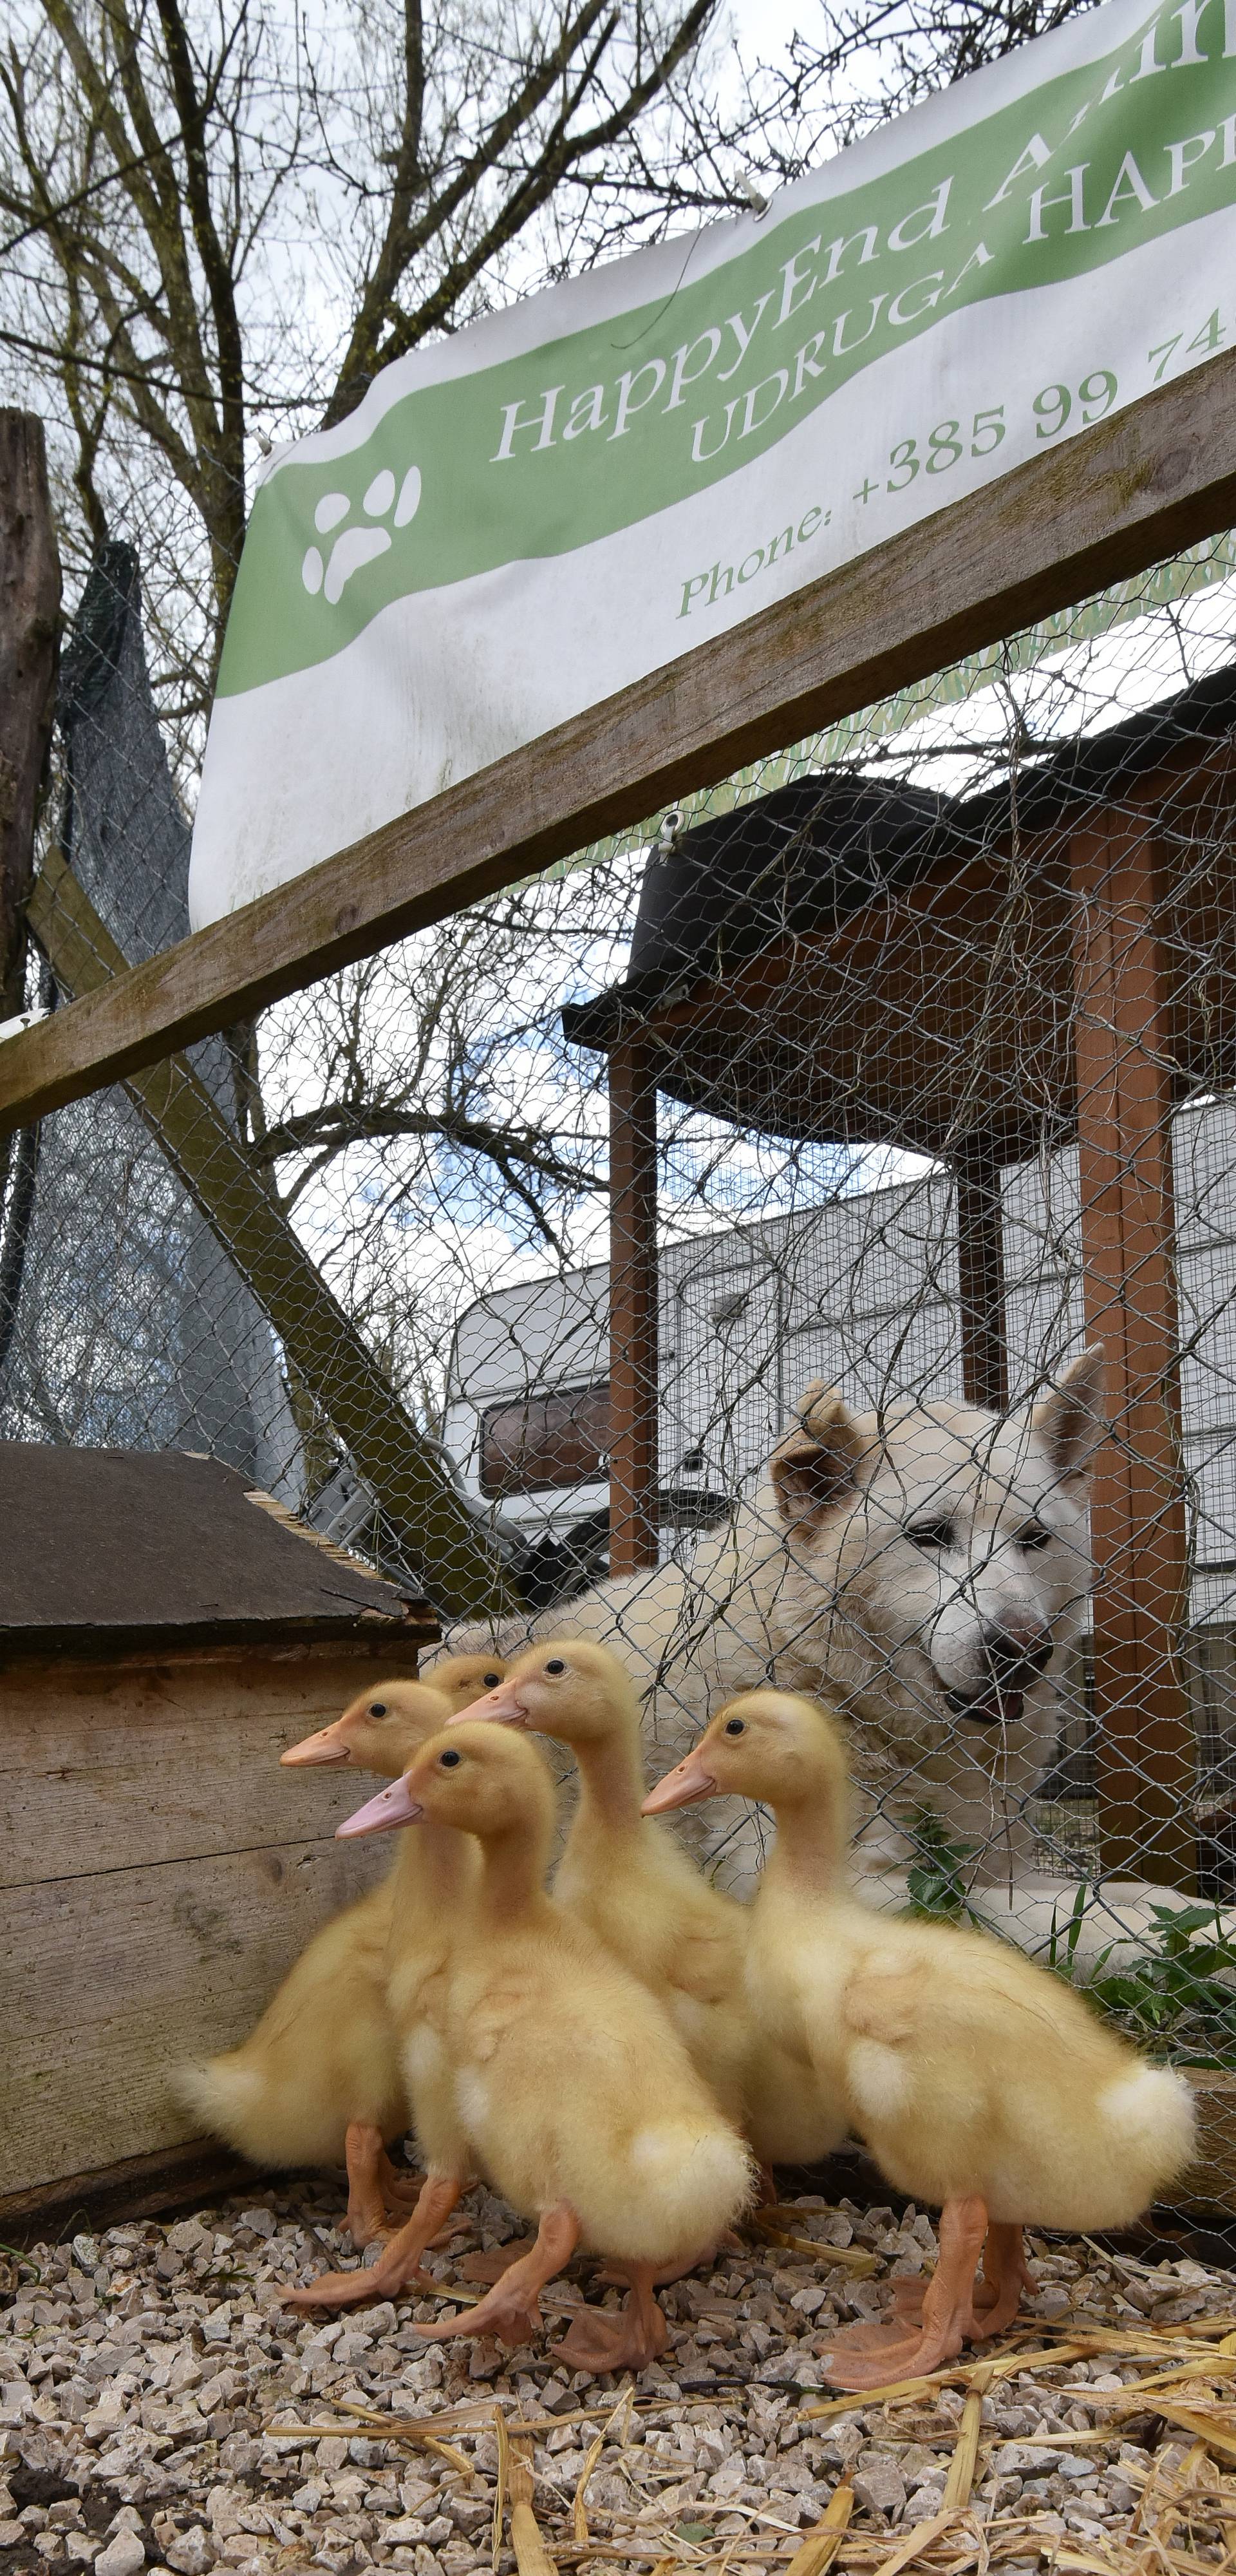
[281,1719,353,1766]
[336,1774,424,1837]
[446,1683,528,1727]
[641,1749,718,1814]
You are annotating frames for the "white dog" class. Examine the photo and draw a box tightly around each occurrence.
[447,1347,1106,1914]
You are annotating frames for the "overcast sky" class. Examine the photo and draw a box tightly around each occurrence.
[728,0,809,57]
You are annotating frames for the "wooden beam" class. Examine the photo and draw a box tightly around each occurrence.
[0,2135,267,2244]
[5,354,1236,1137]
[1069,813,1195,1889]
[608,1038,660,1577]
[0,412,59,1021]
[26,848,511,1622]
[953,1132,1009,1413]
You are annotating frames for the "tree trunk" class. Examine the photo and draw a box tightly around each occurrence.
[0,412,60,1019]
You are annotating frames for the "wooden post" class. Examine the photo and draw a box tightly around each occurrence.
[954,1131,1008,1414]
[0,412,59,1018]
[608,1036,659,1577]
[1070,812,1195,1889]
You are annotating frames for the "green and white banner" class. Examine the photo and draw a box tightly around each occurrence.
[189,0,1236,926]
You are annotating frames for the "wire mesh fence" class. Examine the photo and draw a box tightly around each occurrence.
[10,515,1236,2128]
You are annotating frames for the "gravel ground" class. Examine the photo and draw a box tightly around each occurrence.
[3,2175,1235,2576]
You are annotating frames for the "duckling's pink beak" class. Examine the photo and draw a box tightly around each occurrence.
[641,1750,718,1814]
[446,1683,528,1727]
[281,1720,353,1766]
[336,1774,424,1837]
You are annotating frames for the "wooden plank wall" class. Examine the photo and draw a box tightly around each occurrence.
[0,1640,411,2196]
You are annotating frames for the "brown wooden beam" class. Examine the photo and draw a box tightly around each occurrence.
[953,1131,1009,1414]
[1070,813,1195,1889]
[0,2135,270,2247]
[5,354,1236,1139]
[608,1038,659,1578]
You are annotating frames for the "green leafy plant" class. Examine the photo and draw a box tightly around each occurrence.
[1083,1902,1236,2066]
[901,1807,985,1927]
[908,1824,1236,2067]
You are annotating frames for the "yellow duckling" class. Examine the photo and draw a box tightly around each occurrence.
[644,1689,1196,2389]
[287,1721,755,2371]
[175,1657,503,2244]
[453,1640,843,2176]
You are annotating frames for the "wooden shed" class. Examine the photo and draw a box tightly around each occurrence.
[0,1444,437,2233]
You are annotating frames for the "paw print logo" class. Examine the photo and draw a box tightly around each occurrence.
[301,465,422,606]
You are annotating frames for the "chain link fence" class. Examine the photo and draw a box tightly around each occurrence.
[10,515,1236,2119]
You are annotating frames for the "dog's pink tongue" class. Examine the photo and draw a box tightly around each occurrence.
[971,1687,1025,1727]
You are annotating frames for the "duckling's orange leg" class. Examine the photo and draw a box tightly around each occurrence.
[286,2171,463,2311]
[816,2195,989,2391]
[971,2222,1035,2338]
[378,2145,425,2208]
[344,2121,397,2246]
[557,2261,668,2374]
[417,2202,581,2347]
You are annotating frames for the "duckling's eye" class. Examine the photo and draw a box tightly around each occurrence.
[1017,1523,1051,1553]
[483,1672,500,1688]
[545,1657,566,1675]
[725,1718,745,1736]
[369,1702,388,1718]
[907,1520,954,1551]
[439,1748,462,1768]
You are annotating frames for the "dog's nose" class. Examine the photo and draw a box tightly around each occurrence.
[979,1620,1054,1688]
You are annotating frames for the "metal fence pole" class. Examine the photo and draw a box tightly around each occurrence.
[608,1036,660,1576]
[954,1129,1009,1414]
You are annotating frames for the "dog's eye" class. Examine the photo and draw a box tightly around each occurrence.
[907,1520,954,1551]
[1017,1524,1051,1552]
[545,1657,566,1675]
[369,1702,387,1717]
[439,1748,462,1768]
[725,1718,745,1736]
[483,1672,501,1688]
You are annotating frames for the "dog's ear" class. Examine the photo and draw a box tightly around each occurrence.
[769,1381,865,1532]
[1031,1345,1107,1481]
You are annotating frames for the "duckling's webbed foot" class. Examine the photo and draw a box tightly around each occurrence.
[816,2195,989,2391]
[457,2235,539,2284]
[557,2262,668,2374]
[287,2171,462,2311]
[418,2203,580,2347]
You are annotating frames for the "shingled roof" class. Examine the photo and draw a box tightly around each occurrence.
[0,1445,436,1654]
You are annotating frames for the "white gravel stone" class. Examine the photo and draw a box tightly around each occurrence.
[164,2530,215,2575]
[853,2459,908,2519]
[902,2483,948,2524]
[6,2178,1235,2576]
[95,2533,148,2576]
